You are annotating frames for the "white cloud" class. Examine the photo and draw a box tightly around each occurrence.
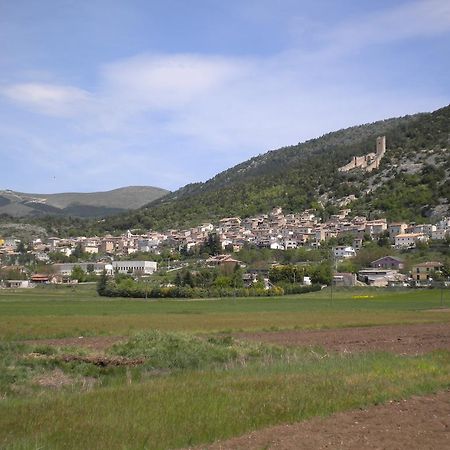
[2,83,90,116]
[321,0,450,56]
[101,53,249,110]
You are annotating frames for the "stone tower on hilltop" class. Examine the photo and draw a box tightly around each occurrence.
[376,135,386,157]
[338,136,387,172]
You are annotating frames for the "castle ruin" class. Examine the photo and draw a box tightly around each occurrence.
[338,136,386,173]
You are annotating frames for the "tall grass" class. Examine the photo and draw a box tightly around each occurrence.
[1,350,449,449]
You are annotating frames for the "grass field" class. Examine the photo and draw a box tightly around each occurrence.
[0,285,449,339]
[1,348,449,449]
[0,285,449,449]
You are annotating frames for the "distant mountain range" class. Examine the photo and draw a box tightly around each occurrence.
[0,186,169,218]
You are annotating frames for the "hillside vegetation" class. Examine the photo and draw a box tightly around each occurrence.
[93,105,449,232]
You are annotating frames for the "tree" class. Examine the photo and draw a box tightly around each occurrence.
[377,231,390,247]
[174,271,183,286]
[0,268,27,281]
[183,270,195,288]
[72,243,83,259]
[214,275,232,288]
[307,262,332,285]
[442,262,450,279]
[269,265,304,284]
[71,265,86,282]
[337,233,354,246]
[231,264,244,288]
[97,270,108,296]
[16,241,27,254]
[202,233,222,256]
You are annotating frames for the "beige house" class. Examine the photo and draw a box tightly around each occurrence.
[411,262,443,282]
[388,223,408,238]
[206,254,240,269]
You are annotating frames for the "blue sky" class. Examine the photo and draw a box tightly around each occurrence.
[1,0,449,193]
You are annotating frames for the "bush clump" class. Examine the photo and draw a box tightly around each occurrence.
[109,330,282,370]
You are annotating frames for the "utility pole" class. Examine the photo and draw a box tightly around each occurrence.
[436,270,446,309]
[330,275,333,306]
[330,248,335,306]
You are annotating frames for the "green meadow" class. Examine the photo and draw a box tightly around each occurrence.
[0,285,449,339]
[0,285,449,449]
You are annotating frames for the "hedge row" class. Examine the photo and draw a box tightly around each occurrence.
[99,283,285,298]
[278,283,322,295]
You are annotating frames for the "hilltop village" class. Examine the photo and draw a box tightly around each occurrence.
[1,205,449,291]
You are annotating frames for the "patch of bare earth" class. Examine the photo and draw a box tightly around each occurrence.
[32,368,98,390]
[194,390,450,450]
[33,368,74,389]
[58,354,145,366]
[235,323,450,355]
[26,336,124,352]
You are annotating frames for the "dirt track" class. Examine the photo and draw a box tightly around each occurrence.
[194,390,450,450]
[235,323,450,355]
[28,323,450,355]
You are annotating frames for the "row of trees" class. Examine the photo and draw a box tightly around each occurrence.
[174,266,244,289]
[96,271,284,299]
[268,262,332,285]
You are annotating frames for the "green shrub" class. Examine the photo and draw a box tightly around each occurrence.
[109,330,282,370]
[277,283,322,295]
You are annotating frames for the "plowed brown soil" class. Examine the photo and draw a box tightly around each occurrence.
[27,323,450,355]
[194,390,450,450]
[235,323,450,355]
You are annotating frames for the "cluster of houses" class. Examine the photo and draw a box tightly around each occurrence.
[1,260,158,288]
[180,209,449,253]
[334,257,445,288]
[1,207,449,289]
[1,208,449,260]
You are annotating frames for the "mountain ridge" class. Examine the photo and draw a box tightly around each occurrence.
[0,186,169,218]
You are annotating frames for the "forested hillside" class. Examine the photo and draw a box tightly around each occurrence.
[95,105,449,232]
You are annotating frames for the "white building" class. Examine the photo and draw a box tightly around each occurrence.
[5,280,30,288]
[412,224,435,237]
[138,239,160,253]
[53,262,113,276]
[333,246,356,259]
[112,261,157,275]
[394,233,428,248]
[432,228,449,240]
